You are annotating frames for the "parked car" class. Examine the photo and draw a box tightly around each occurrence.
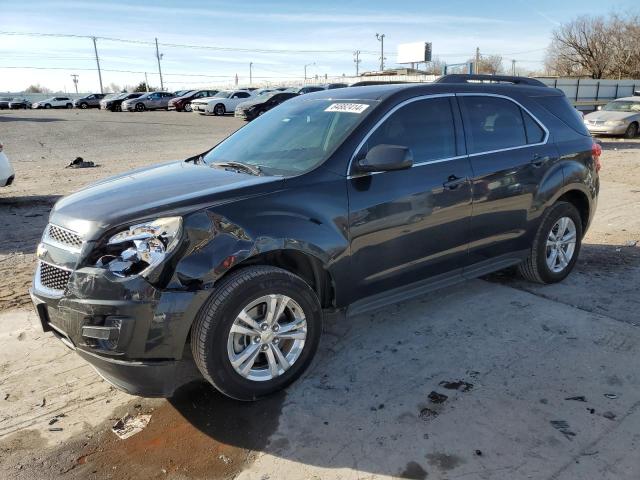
[190,90,253,115]
[8,98,32,109]
[291,85,326,95]
[121,92,176,111]
[100,92,143,112]
[0,97,12,109]
[234,91,297,121]
[173,90,192,97]
[0,141,15,187]
[30,74,600,401]
[325,83,348,89]
[168,90,219,112]
[32,97,73,109]
[74,93,106,109]
[584,97,640,138]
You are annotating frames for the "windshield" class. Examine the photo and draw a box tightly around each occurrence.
[213,91,231,98]
[603,101,640,113]
[203,99,376,175]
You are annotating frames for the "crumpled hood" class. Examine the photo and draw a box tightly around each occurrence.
[584,111,636,122]
[50,160,282,240]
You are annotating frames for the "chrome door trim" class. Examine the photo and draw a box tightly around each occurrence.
[346,92,551,178]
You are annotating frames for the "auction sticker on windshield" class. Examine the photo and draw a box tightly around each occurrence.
[325,103,370,114]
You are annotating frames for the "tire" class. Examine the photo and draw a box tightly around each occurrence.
[114,104,122,112]
[66,103,73,109]
[191,266,322,401]
[624,122,638,139]
[213,103,225,116]
[135,103,145,112]
[44,104,51,109]
[79,102,88,109]
[184,103,192,112]
[518,201,583,284]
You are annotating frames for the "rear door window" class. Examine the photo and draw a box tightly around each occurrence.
[362,97,457,163]
[459,96,533,154]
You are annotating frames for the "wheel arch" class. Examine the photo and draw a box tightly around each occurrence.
[557,189,590,234]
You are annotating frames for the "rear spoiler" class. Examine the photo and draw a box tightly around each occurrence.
[435,74,547,87]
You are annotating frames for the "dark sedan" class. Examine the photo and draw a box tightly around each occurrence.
[8,98,32,109]
[234,91,297,121]
[168,90,219,112]
[100,92,143,112]
[0,97,12,109]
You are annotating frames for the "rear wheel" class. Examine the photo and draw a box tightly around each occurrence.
[114,104,122,112]
[191,266,322,401]
[214,103,225,116]
[518,201,583,284]
[184,103,192,112]
[624,122,638,139]
[66,103,73,109]
[79,102,88,109]
[44,104,51,109]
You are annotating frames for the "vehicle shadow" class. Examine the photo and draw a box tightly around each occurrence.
[597,138,640,150]
[0,115,66,123]
[0,195,58,254]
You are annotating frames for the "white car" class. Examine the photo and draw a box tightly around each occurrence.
[0,141,15,187]
[32,97,74,109]
[191,90,254,116]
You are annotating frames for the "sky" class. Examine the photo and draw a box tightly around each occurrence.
[0,0,635,93]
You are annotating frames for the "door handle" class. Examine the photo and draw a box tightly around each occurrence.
[443,175,467,190]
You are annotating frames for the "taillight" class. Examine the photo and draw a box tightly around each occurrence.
[592,142,602,173]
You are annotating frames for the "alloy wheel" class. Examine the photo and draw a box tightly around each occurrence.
[227,294,307,382]
[546,216,577,273]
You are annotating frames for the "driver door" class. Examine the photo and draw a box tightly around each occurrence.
[347,95,473,301]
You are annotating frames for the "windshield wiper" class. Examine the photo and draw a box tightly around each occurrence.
[210,161,262,176]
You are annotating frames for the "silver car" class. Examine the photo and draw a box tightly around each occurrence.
[584,97,640,138]
[121,91,176,112]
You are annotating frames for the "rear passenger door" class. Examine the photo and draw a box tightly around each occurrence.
[457,94,558,269]
[348,96,474,301]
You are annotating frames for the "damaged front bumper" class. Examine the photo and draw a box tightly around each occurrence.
[30,266,208,397]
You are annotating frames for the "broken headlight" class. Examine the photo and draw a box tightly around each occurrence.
[96,217,182,278]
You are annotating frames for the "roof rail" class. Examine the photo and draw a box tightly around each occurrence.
[435,74,547,87]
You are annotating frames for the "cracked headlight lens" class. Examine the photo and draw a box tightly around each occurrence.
[97,217,182,277]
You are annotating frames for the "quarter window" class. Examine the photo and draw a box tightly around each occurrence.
[363,97,457,163]
[459,96,544,154]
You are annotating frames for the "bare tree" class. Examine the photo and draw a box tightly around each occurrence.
[24,84,52,94]
[468,54,504,75]
[545,13,640,79]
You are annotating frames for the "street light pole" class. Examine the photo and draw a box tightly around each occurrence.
[353,50,361,76]
[155,37,164,91]
[249,62,253,86]
[375,33,385,71]
[304,62,315,82]
[70,74,79,94]
[91,37,104,94]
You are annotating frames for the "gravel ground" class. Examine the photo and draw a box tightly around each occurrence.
[1,108,639,480]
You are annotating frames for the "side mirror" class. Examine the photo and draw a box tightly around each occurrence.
[356,144,413,173]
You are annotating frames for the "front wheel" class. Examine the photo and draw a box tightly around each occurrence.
[191,266,322,401]
[66,103,73,109]
[518,201,583,284]
[624,122,638,139]
[213,104,225,116]
[44,104,51,109]
[135,103,145,112]
[184,103,192,112]
[79,102,88,109]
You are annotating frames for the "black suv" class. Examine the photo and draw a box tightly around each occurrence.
[30,75,600,401]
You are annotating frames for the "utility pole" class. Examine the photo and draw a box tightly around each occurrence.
[91,37,104,94]
[475,47,480,74]
[304,62,315,82]
[155,38,164,91]
[376,33,386,71]
[249,62,253,86]
[353,50,361,76]
[511,59,517,76]
[70,74,79,94]
[144,72,149,92]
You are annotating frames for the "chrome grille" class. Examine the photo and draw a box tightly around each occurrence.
[39,262,72,292]
[45,224,83,250]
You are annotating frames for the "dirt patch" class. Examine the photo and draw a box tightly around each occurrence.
[1,382,285,479]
